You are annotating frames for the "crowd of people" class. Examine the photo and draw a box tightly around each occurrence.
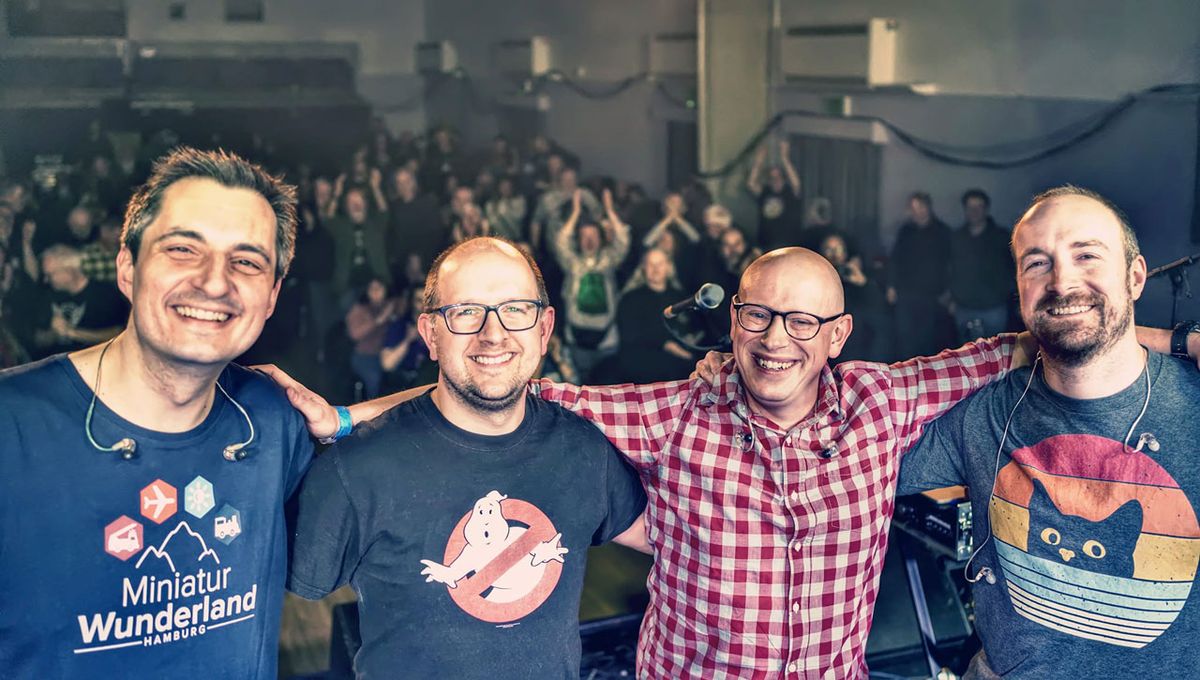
[0,118,1027,396]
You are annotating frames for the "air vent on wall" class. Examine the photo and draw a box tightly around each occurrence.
[781,18,897,87]
[416,41,458,75]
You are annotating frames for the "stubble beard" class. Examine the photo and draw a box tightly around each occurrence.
[1029,282,1133,368]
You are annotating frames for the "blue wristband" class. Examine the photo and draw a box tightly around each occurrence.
[333,406,353,440]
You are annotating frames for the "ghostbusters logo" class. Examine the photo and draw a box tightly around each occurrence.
[419,491,566,623]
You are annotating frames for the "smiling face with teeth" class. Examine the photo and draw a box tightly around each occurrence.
[1013,193,1146,368]
[117,177,281,369]
[731,249,852,429]
[418,239,554,425]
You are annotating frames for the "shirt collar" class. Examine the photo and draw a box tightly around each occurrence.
[700,360,845,431]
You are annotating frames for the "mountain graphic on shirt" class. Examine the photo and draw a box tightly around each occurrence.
[134,520,222,573]
[990,433,1200,649]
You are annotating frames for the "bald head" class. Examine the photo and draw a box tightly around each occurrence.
[423,236,549,311]
[740,248,845,316]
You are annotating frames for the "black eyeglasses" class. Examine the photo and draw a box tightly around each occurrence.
[427,299,545,335]
[731,295,846,341]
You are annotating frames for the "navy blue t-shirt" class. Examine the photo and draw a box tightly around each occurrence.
[0,355,313,678]
[287,392,647,679]
[899,351,1200,677]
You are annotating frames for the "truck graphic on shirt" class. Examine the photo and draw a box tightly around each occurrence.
[214,515,241,540]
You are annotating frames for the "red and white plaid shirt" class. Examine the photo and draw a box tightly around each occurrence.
[533,335,1016,679]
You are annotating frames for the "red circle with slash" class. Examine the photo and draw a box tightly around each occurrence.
[442,498,563,623]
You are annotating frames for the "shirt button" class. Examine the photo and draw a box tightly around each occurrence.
[788,662,798,673]
[785,436,793,446]
[793,542,801,553]
[789,491,799,502]
[792,602,800,613]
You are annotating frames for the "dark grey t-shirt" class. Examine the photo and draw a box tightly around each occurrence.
[287,392,646,679]
[899,351,1200,678]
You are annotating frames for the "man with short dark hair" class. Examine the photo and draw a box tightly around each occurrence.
[286,236,646,679]
[0,147,313,678]
[949,188,1016,342]
[899,185,1200,678]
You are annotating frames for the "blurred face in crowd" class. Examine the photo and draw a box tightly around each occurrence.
[92,155,112,178]
[434,129,453,152]
[404,252,425,286]
[908,196,931,226]
[643,249,670,292]
[653,229,678,257]
[475,170,495,196]
[532,136,550,154]
[67,206,94,241]
[0,205,13,243]
[345,190,368,224]
[767,167,786,193]
[964,196,989,227]
[352,157,369,182]
[4,185,27,210]
[558,166,577,192]
[578,223,601,257]
[703,205,731,240]
[1013,193,1145,367]
[721,229,747,267]
[451,187,474,216]
[497,176,515,199]
[459,204,484,236]
[820,235,848,267]
[393,169,417,201]
[492,136,509,156]
[42,253,83,293]
[409,286,424,319]
[366,278,388,307]
[418,240,553,414]
[117,177,281,368]
[546,154,564,180]
[98,221,122,249]
[663,192,685,216]
[314,177,332,208]
[732,250,851,428]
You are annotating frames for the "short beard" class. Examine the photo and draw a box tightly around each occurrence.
[441,366,526,413]
[1029,284,1133,368]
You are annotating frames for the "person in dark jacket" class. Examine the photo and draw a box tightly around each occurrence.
[887,191,952,359]
[948,188,1016,342]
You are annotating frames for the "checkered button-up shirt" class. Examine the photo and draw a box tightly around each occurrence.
[533,335,1016,679]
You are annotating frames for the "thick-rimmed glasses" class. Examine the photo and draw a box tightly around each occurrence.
[731,295,846,341]
[428,299,545,335]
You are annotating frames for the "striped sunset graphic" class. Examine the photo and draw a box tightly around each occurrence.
[990,434,1199,648]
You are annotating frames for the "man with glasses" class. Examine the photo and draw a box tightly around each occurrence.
[519,248,1019,678]
[285,236,647,679]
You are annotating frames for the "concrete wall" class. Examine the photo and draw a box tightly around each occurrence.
[423,0,696,194]
[775,0,1200,325]
[124,0,426,132]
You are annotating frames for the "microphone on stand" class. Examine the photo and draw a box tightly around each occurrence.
[663,283,725,319]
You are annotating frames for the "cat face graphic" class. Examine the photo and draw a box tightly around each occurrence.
[1026,477,1143,578]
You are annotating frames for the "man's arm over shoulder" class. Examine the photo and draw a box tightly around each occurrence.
[286,449,362,600]
[889,334,1018,451]
[530,379,694,468]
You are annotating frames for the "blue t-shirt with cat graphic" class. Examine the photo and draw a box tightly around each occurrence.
[898,350,1200,678]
